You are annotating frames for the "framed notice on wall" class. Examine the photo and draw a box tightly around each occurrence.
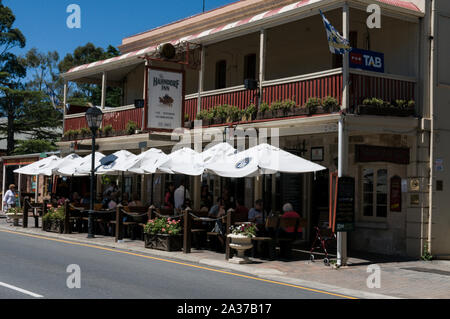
[147,68,184,130]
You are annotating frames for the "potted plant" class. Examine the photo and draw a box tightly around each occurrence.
[226,105,241,123]
[6,207,23,226]
[183,113,192,129]
[305,97,322,115]
[143,217,182,251]
[242,104,257,122]
[256,102,270,120]
[270,101,284,118]
[80,127,91,139]
[102,124,114,137]
[126,120,138,135]
[42,206,65,234]
[322,96,340,113]
[281,99,296,116]
[196,109,210,126]
[227,223,257,264]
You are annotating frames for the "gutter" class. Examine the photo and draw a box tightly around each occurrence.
[427,0,436,255]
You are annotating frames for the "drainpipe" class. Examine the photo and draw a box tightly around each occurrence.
[427,0,436,255]
[337,1,350,268]
[258,29,266,108]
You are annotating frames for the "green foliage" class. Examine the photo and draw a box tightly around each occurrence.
[421,242,433,261]
[13,139,57,155]
[184,113,190,122]
[80,127,90,137]
[6,207,22,215]
[229,223,257,238]
[270,100,283,111]
[43,206,65,223]
[245,104,257,118]
[126,120,137,135]
[305,97,322,114]
[226,105,242,122]
[102,124,114,135]
[395,99,415,109]
[196,109,210,120]
[362,97,384,107]
[144,217,181,236]
[322,96,339,113]
[259,102,270,113]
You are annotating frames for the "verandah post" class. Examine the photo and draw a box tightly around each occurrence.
[183,208,191,254]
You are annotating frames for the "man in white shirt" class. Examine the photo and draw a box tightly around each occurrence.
[174,181,190,210]
[3,184,16,211]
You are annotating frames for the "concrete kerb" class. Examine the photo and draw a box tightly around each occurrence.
[0,223,400,299]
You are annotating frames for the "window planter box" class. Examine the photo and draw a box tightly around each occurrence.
[292,107,308,116]
[43,219,64,234]
[144,233,183,251]
[357,105,415,117]
[184,121,193,129]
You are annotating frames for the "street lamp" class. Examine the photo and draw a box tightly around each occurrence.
[85,106,103,238]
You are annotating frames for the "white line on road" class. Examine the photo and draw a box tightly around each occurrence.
[0,281,43,298]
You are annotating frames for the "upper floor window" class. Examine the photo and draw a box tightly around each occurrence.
[362,167,388,218]
[244,54,257,81]
[215,60,227,89]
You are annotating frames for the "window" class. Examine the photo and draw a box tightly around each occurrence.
[244,54,257,81]
[362,168,388,218]
[215,60,227,89]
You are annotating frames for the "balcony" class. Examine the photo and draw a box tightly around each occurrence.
[62,68,417,141]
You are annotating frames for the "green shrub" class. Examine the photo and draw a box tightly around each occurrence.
[245,104,257,117]
[196,109,209,120]
[408,100,415,109]
[126,120,138,135]
[362,98,384,107]
[43,206,65,223]
[305,97,322,114]
[281,99,296,110]
[323,96,339,113]
[102,124,114,135]
[80,127,90,137]
[270,101,283,111]
[226,106,242,122]
[259,102,270,113]
[144,217,181,236]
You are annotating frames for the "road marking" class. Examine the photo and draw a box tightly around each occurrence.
[0,281,43,298]
[0,229,356,299]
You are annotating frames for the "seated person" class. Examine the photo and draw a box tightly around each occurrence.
[234,198,249,222]
[248,199,265,225]
[280,203,303,235]
[208,197,226,218]
[121,192,129,206]
[102,191,112,209]
[80,192,90,205]
[128,193,143,207]
[108,192,119,210]
[71,192,81,205]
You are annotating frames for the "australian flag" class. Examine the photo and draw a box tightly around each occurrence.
[320,10,352,55]
[46,85,61,110]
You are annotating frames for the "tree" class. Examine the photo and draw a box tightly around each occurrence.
[0,1,27,154]
[59,43,122,107]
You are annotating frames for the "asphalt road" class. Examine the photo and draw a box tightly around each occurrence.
[0,230,350,299]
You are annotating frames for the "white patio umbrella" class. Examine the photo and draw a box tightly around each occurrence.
[126,148,169,174]
[51,153,81,175]
[58,152,105,176]
[159,147,204,176]
[207,143,326,178]
[95,150,137,175]
[202,142,238,167]
[14,155,62,176]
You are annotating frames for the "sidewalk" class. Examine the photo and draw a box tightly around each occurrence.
[1,218,449,299]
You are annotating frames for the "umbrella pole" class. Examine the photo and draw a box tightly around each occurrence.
[121,172,125,203]
[151,174,154,205]
[70,174,73,198]
[262,174,266,221]
[184,175,187,208]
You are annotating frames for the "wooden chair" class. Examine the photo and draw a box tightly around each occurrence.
[275,217,307,258]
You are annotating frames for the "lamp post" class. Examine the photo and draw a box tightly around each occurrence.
[85,106,103,238]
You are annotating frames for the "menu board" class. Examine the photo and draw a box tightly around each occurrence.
[390,175,402,212]
[335,177,355,232]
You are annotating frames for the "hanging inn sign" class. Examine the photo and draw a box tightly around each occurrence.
[146,67,184,131]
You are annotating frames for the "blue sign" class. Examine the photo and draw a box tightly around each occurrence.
[349,48,384,73]
[236,157,251,169]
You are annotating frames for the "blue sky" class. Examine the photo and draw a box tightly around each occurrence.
[6,0,235,59]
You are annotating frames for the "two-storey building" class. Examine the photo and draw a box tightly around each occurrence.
[57,0,450,259]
